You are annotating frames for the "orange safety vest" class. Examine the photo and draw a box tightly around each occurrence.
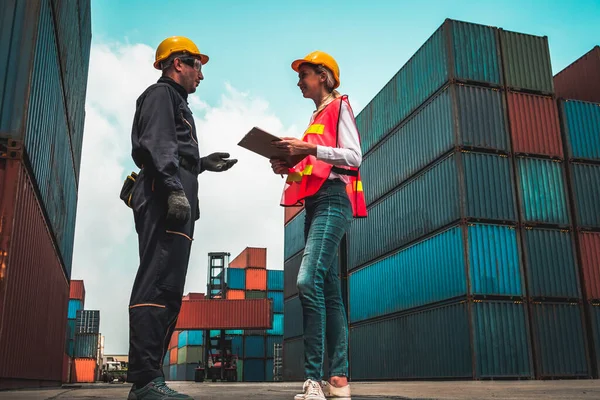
[280,95,367,218]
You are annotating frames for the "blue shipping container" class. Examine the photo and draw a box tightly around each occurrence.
[244,336,265,358]
[560,100,600,161]
[517,157,569,226]
[284,296,303,340]
[349,223,522,323]
[266,335,283,358]
[268,291,284,313]
[244,359,266,382]
[523,228,580,298]
[284,209,306,261]
[226,268,246,290]
[267,270,284,291]
[357,19,502,155]
[68,299,83,319]
[348,151,516,270]
[267,313,284,336]
[164,351,170,365]
[169,365,177,381]
[570,162,600,228]
[73,333,99,359]
[178,331,204,348]
[232,335,244,357]
[225,330,244,335]
[67,318,76,341]
[266,358,274,381]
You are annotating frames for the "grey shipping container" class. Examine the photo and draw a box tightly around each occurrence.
[349,299,532,380]
[361,83,509,205]
[284,295,303,340]
[283,337,329,381]
[348,151,517,270]
[284,209,306,261]
[569,162,600,228]
[356,19,503,155]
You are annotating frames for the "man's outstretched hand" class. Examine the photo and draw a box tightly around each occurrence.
[202,152,238,172]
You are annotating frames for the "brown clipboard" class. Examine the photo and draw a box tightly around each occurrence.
[237,127,306,167]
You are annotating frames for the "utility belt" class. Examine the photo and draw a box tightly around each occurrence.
[119,156,200,209]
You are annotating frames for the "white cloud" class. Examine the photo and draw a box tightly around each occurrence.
[72,42,296,354]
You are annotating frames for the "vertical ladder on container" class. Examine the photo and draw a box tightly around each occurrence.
[205,252,230,381]
[273,343,283,381]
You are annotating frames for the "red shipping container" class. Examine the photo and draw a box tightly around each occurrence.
[70,359,96,383]
[554,46,600,103]
[183,292,205,300]
[62,354,71,383]
[285,206,304,225]
[169,348,178,365]
[168,331,179,350]
[176,299,272,330]
[246,268,267,291]
[229,247,267,269]
[579,232,600,300]
[226,290,245,300]
[507,91,563,158]
[69,280,85,303]
[0,160,69,389]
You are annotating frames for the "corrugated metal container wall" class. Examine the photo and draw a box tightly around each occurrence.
[284,296,303,339]
[75,310,100,333]
[284,209,305,261]
[244,359,266,382]
[237,360,243,382]
[530,302,589,377]
[507,92,563,157]
[265,358,274,381]
[268,291,284,313]
[266,336,283,358]
[516,158,569,225]
[226,290,245,300]
[244,336,266,358]
[169,348,178,365]
[348,152,516,270]
[349,223,521,323]
[283,338,304,381]
[169,364,177,379]
[229,247,267,269]
[349,301,472,380]
[560,100,600,161]
[69,280,85,302]
[570,163,600,228]
[267,270,284,291]
[246,268,267,291]
[246,290,267,299]
[267,313,284,336]
[0,160,69,385]
[177,331,188,348]
[25,0,78,279]
[226,268,245,290]
[284,205,304,226]
[0,0,38,134]
[169,331,179,350]
[162,364,170,380]
[232,335,244,357]
[591,305,600,370]
[176,299,272,330]
[67,299,83,319]
[62,354,71,383]
[499,30,554,94]
[357,19,502,155]
[70,358,95,383]
[522,228,580,298]
[554,46,600,104]
[471,301,532,377]
[73,334,99,359]
[579,232,600,300]
[284,251,302,299]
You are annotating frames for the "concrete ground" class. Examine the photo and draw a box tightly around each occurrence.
[0,380,599,400]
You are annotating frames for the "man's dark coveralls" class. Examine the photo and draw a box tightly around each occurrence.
[127,76,202,384]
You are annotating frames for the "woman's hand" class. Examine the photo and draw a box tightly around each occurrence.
[270,159,289,175]
[272,137,317,156]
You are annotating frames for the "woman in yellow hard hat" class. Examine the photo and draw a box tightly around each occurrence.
[272,51,367,400]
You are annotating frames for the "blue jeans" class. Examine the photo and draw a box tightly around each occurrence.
[297,179,352,381]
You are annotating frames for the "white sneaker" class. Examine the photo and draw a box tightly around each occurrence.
[294,379,326,400]
[322,381,351,398]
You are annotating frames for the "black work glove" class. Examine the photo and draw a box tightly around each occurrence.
[166,190,191,225]
[201,152,238,172]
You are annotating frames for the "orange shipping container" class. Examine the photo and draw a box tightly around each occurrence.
[168,331,179,350]
[227,290,245,300]
[69,280,86,303]
[170,348,178,365]
[246,268,267,291]
[285,205,304,225]
[176,299,272,330]
[71,359,96,383]
[229,247,267,269]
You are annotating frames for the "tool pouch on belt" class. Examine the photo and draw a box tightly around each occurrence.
[120,171,139,208]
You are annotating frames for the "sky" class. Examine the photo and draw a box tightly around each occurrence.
[72,0,600,354]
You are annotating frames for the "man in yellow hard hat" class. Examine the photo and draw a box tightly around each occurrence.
[125,36,237,400]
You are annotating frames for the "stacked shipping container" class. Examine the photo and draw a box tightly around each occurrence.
[0,0,91,389]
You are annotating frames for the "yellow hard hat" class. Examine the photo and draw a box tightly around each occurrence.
[291,51,340,89]
[154,36,209,70]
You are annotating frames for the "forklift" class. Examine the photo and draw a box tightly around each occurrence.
[195,335,238,382]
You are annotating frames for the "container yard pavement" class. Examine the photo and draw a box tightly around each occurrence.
[1,381,600,400]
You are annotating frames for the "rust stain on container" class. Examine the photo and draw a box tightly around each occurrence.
[229,247,267,269]
[176,299,272,330]
[70,358,96,383]
[285,206,304,226]
[579,232,600,301]
[0,159,69,386]
[554,46,600,103]
[69,280,85,303]
[227,290,245,300]
[246,268,267,291]
[507,91,563,158]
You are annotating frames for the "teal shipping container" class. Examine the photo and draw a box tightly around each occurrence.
[267,270,284,291]
[268,291,284,313]
[67,299,83,319]
[559,100,600,162]
[569,162,600,228]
